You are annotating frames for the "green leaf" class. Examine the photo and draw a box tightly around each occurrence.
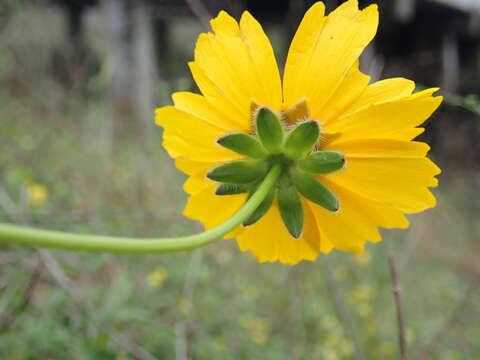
[278,185,304,238]
[284,120,320,160]
[291,169,338,212]
[215,183,249,195]
[298,150,345,174]
[207,160,267,184]
[217,132,267,159]
[255,107,284,154]
[243,187,275,226]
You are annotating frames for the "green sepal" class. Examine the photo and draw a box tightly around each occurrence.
[298,151,345,174]
[243,186,275,226]
[291,168,339,212]
[217,132,267,159]
[284,120,320,160]
[278,185,304,238]
[255,107,284,154]
[215,183,249,196]
[207,160,267,184]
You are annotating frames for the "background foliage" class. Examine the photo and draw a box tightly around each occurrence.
[0,1,479,359]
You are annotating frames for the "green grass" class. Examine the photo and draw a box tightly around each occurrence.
[0,3,479,359]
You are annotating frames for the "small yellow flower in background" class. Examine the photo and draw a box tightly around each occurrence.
[406,327,416,344]
[155,0,442,264]
[26,183,48,207]
[146,266,168,288]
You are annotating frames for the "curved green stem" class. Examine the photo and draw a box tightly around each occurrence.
[0,164,282,254]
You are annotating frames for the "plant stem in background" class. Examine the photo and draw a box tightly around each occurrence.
[388,253,407,360]
[443,92,480,116]
[0,164,282,254]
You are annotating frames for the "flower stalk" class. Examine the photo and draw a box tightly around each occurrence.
[0,164,282,254]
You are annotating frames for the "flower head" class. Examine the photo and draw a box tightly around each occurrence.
[155,0,442,264]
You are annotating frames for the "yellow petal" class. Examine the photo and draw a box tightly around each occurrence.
[163,137,231,161]
[183,176,212,195]
[283,2,326,106]
[239,11,282,109]
[388,127,425,141]
[194,33,251,115]
[283,0,378,113]
[309,179,409,253]
[172,92,247,131]
[183,183,246,238]
[210,10,239,36]
[155,106,237,161]
[237,202,321,264]
[316,62,370,122]
[326,179,410,231]
[175,158,218,177]
[324,157,440,213]
[192,11,282,128]
[325,88,442,143]
[343,77,415,115]
[188,61,246,128]
[175,159,226,195]
[328,139,430,158]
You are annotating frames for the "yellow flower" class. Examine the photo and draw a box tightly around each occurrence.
[146,266,168,288]
[26,183,48,207]
[155,0,442,264]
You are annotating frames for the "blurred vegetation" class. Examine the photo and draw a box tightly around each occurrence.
[0,1,479,359]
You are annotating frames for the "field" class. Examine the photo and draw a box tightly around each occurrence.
[0,3,479,359]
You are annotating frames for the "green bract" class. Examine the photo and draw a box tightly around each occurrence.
[256,107,285,154]
[298,150,345,174]
[243,186,276,226]
[278,184,304,238]
[215,183,249,195]
[211,107,345,237]
[284,120,320,160]
[207,160,267,184]
[291,168,339,212]
[217,132,267,159]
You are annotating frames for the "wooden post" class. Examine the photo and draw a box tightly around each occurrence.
[132,1,158,140]
[394,0,416,23]
[442,30,460,92]
[100,0,131,153]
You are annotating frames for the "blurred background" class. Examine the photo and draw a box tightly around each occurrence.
[0,0,479,359]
